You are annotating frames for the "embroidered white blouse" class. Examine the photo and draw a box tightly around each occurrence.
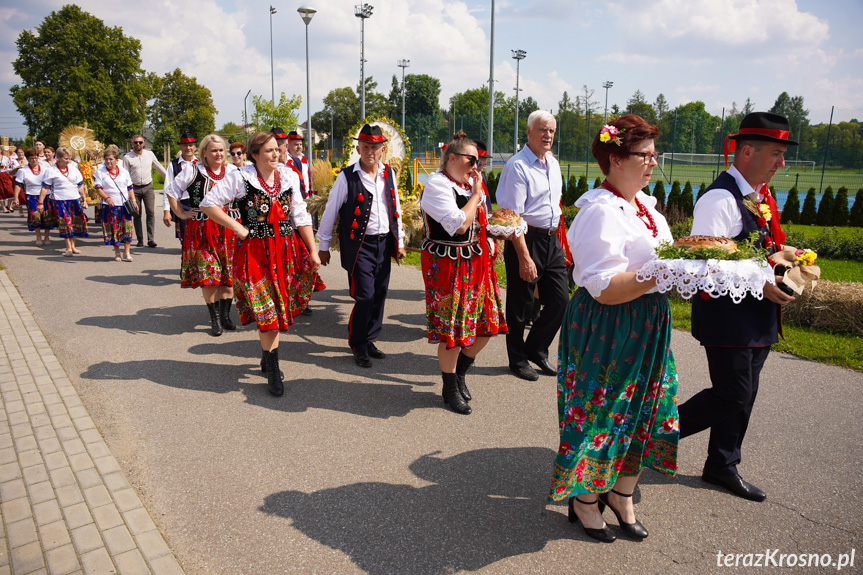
[568,187,672,298]
[420,170,480,236]
[41,164,84,201]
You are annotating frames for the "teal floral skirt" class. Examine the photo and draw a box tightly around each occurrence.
[549,288,679,501]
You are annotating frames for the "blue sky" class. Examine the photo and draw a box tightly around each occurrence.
[1,0,861,141]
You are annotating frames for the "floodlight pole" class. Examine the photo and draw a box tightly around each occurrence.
[602,81,613,124]
[269,6,277,104]
[488,0,495,171]
[512,49,526,156]
[355,4,373,121]
[243,89,252,135]
[397,59,410,129]
[298,7,316,170]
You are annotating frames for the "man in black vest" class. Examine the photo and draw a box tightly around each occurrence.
[317,124,406,367]
[286,130,311,199]
[271,126,289,166]
[678,112,797,501]
[161,132,197,245]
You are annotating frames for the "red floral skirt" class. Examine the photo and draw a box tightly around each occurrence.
[232,233,316,332]
[421,247,507,349]
[0,173,13,200]
[181,217,234,288]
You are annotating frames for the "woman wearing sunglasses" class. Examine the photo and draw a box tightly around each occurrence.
[548,114,678,543]
[229,142,251,168]
[419,131,507,415]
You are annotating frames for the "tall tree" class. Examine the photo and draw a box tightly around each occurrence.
[654,94,669,122]
[250,93,301,133]
[770,92,809,143]
[312,86,358,143]
[149,68,217,157]
[355,76,391,120]
[405,74,441,116]
[11,5,150,145]
[626,90,656,124]
[386,74,401,118]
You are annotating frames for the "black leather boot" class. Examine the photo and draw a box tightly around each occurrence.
[442,372,471,415]
[206,302,223,336]
[265,348,284,396]
[261,349,285,379]
[455,352,474,402]
[220,298,236,330]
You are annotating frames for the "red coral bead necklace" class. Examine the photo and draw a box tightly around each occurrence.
[601,179,658,237]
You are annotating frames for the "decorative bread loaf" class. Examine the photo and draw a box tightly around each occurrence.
[487,208,527,239]
[673,235,738,253]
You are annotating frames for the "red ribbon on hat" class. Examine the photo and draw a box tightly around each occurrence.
[179,137,195,143]
[723,128,792,167]
[357,134,386,143]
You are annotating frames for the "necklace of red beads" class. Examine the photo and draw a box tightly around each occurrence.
[58,164,69,177]
[29,164,41,175]
[601,179,658,237]
[256,167,281,197]
[206,165,226,181]
[441,169,471,191]
[107,166,119,179]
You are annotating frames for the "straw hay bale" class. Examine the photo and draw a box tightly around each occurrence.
[783,280,863,336]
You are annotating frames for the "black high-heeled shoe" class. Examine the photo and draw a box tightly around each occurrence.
[598,489,648,539]
[568,497,616,543]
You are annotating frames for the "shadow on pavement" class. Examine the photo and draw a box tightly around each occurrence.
[85,268,180,287]
[259,447,583,575]
[78,304,204,335]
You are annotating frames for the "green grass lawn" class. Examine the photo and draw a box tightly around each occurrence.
[817,258,863,282]
[784,224,861,239]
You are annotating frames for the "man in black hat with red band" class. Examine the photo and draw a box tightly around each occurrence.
[317,124,406,367]
[285,130,311,199]
[678,112,797,502]
[271,126,289,166]
[161,132,198,245]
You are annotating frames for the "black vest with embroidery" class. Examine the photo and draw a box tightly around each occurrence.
[172,158,192,209]
[691,171,779,347]
[233,173,295,239]
[337,163,399,272]
[421,186,483,259]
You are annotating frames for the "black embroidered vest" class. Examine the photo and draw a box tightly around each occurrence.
[421,186,483,259]
[233,173,295,239]
[691,171,780,347]
[336,164,400,272]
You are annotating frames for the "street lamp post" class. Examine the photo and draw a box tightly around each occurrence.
[269,6,277,104]
[488,0,495,171]
[397,59,410,130]
[511,49,526,156]
[602,80,613,124]
[355,3,373,121]
[243,89,252,136]
[298,6,316,167]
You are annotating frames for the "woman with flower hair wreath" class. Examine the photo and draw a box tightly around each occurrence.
[548,114,678,543]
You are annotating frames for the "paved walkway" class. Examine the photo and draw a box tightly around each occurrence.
[0,272,183,575]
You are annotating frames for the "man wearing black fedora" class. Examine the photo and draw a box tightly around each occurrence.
[317,124,406,367]
[161,132,198,245]
[678,111,797,502]
[271,126,289,166]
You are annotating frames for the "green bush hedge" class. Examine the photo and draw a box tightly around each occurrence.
[784,227,863,262]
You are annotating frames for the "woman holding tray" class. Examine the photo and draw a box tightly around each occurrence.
[200,131,319,397]
[549,114,678,542]
[419,131,508,415]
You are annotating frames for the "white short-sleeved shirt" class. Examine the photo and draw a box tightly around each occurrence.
[94,164,134,204]
[568,187,672,298]
[15,164,46,196]
[691,164,763,238]
[163,163,237,202]
[420,170,476,236]
[200,164,312,228]
[41,164,84,201]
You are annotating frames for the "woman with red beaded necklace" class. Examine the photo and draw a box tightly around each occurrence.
[13,148,56,246]
[549,114,678,544]
[165,134,239,336]
[38,147,89,256]
[419,131,508,415]
[201,131,320,397]
[94,145,136,262]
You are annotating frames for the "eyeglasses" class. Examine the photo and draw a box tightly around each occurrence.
[628,152,660,165]
[452,152,478,167]
[230,151,244,157]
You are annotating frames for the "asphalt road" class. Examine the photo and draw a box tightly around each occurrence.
[1,209,860,575]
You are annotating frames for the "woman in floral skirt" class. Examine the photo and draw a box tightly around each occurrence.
[201,131,319,396]
[549,114,679,543]
[38,147,89,256]
[164,134,239,336]
[13,148,55,245]
[419,132,507,415]
[94,145,136,262]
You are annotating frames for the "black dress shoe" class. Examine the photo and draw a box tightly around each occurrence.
[136,240,144,247]
[353,348,372,368]
[568,497,616,543]
[702,471,766,502]
[367,343,386,359]
[147,240,157,248]
[301,306,313,315]
[509,364,539,381]
[529,356,557,376]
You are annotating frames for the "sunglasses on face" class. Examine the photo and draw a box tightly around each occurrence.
[132,141,144,145]
[230,151,243,157]
[452,152,478,167]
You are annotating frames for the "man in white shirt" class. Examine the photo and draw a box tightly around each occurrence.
[496,110,568,381]
[161,132,198,244]
[317,124,406,367]
[679,112,797,502]
[123,135,167,247]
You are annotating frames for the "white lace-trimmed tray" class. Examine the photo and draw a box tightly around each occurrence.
[636,258,775,303]
[486,220,528,239]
